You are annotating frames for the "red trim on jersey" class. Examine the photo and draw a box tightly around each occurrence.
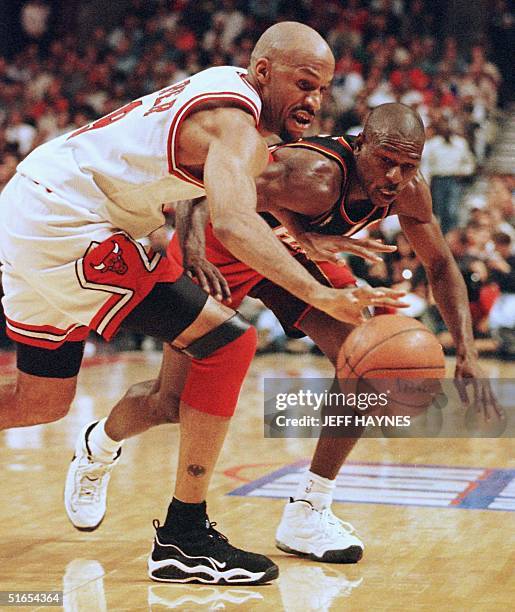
[273,139,351,229]
[340,200,376,226]
[5,318,89,349]
[274,140,349,184]
[238,73,261,99]
[167,92,261,187]
[336,135,354,153]
[340,199,391,229]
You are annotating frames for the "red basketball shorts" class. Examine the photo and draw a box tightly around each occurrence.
[167,223,356,338]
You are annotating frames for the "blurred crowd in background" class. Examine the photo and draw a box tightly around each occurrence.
[0,0,513,356]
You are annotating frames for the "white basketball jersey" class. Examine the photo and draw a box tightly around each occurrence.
[17,66,262,238]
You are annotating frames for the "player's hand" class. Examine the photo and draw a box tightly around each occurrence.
[313,286,408,326]
[352,285,410,309]
[184,256,232,303]
[454,358,504,422]
[298,232,397,264]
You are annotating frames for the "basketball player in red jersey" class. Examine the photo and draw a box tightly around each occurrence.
[1,22,406,585]
[75,103,499,566]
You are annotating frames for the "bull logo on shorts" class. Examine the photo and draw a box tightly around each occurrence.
[89,241,128,275]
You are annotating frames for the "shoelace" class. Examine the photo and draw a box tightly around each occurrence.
[152,519,230,544]
[317,507,356,537]
[206,521,229,544]
[74,459,111,504]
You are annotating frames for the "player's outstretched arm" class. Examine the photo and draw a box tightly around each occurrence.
[202,109,405,325]
[398,182,502,420]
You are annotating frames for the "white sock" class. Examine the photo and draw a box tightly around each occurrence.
[294,470,335,510]
[87,418,123,462]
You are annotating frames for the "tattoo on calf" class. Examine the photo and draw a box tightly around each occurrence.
[187,464,206,478]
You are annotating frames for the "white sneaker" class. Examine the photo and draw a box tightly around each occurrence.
[275,499,364,563]
[64,422,121,531]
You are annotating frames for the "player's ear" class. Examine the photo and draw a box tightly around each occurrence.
[354,132,364,153]
[254,57,272,85]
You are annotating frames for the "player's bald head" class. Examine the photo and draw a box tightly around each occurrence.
[363,103,425,146]
[250,22,334,71]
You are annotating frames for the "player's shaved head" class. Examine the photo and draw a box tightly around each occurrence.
[250,22,334,70]
[248,22,334,140]
[363,103,425,146]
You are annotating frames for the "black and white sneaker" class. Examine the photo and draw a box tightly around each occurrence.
[148,520,279,585]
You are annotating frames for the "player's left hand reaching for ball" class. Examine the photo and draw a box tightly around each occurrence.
[454,357,504,422]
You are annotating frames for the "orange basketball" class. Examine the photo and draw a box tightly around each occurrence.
[337,314,445,379]
[337,314,446,415]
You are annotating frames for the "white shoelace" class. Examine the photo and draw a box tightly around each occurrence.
[73,460,111,505]
[317,507,356,538]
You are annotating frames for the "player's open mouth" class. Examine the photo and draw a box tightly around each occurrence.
[290,110,314,130]
[379,188,398,200]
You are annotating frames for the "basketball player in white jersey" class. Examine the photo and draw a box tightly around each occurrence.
[0,22,406,584]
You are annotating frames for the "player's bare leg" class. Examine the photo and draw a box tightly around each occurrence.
[299,310,364,479]
[102,344,187,441]
[64,289,277,583]
[174,403,230,502]
[275,308,364,563]
[0,371,78,430]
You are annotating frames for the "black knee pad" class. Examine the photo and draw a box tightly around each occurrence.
[120,276,209,342]
[182,313,251,359]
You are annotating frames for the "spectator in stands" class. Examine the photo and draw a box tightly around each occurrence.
[5,110,36,157]
[20,0,51,45]
[421,117,476,233]
[487,232,515,357]
[0,0,509,357]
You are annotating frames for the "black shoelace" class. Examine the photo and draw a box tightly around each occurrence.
[153,518,230,545]
[206,521,229,544]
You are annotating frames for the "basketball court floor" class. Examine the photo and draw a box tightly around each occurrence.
[1,349,513,611]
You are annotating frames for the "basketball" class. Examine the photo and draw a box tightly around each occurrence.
[337,315,446,415]
[337,314,445,379]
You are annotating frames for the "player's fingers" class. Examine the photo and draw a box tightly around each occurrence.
[193,268,210,294]
[377,288,407,297]
[361,239,397,253]
[335,244,382,263]
[327,251,355,266]
[346,310,366,326]
[454,378,470,406]
[479,383,495,422]
[494,399,505,419]
[208,273,224,301]
[482,384,503,422]
[355,287,407,298]
[473,380,490,421]
[370,297,410,308]
[351,248,383,263]
[217,274,232,301]
[209,266,232,302]
[485,383,505,419]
